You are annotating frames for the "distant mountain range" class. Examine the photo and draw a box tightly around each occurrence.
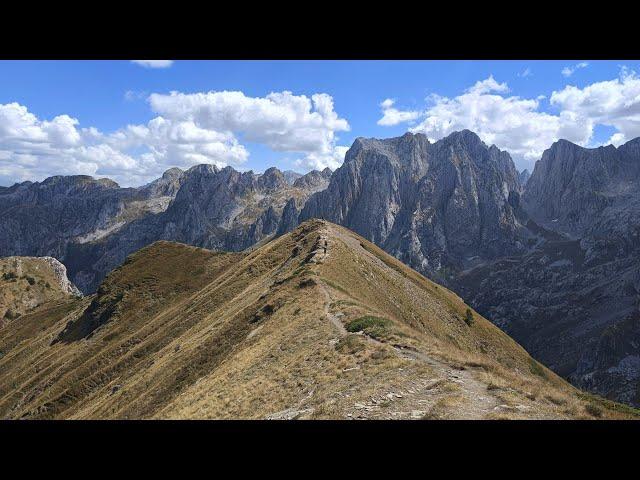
[1,130,639,407]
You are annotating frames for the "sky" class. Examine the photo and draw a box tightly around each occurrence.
[1,59,640,187]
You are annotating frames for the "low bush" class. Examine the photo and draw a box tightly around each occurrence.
[2,271,17,281]
[528,358,547,378]
[346,315,392,340]
[585,403,603,418]
[464,308,474,326]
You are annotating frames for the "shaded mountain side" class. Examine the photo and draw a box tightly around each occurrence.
[0,220,636,420]
[456,137,640,407]
[523,138,640,236]
[0,165,331,294]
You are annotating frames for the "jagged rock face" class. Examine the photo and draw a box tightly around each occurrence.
[573,311,640,406]
[158,165,318,250]
[0,175,135,259]
[139,167,184,198]
[53,166,328,293]
[0,170,188,292]
[523,139,640,235]
[277,197,302,236]
[457,137,640,406]
[160,165,260,248]
[518,169,530,187]
[37,257,82,296]
[282,170,303,185]
[292,167,332,192]
[300,131,524,278]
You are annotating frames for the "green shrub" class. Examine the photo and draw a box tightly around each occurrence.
[528,358,547,378]
[298,278,317,288]
[585,403,603,418]
[346,315,392,340]
[25,275,36,285]
[3,309,20,320]
[464,308,474,326]
[2,271,17,281]
[577,392,640,417]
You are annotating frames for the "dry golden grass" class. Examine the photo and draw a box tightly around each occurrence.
[0,219,638,420]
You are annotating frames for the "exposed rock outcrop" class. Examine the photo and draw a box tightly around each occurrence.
[1,255,81,326]
[300,131,525,280]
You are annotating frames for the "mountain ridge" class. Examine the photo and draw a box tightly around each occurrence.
[2,219,635,419]
[2,129,640,407]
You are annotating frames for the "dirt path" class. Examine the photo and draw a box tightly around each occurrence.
[392,345,500,419]
[313,231,502,419]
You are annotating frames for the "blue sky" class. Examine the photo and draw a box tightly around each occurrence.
[1,60,640,186]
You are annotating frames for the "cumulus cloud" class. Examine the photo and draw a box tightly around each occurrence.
[148,90,350,170]
[131,60,174,69]
[294,145,350,171]
[466,76,509,95]
[377,98,421,126]
[378,69,640,169]
[550,67,640,145]
[561,62,589,77]
[0,90,350,187]
[402,76,591,166]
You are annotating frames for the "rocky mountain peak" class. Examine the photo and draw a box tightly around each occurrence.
[259,167,288,190]
[185,163,220,177]
[292,168,332,191]
[161,167,183,179]
[618,136,640,165]
[523,137,640,233]
[282,170,303,185]
[444,129,484,146]
[140,167,184,198]
[300,130,523,277]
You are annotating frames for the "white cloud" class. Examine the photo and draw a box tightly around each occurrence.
[550,67,640,144]
[148,90,349,167]
[0,90,350,187]
[561,62,589,77]
[608,132,627,146]
[466,75,509,95]
[131,60,174,69]
[518,67,532,78]
[294,145,349,171]
[377,98,421,126]
[378,69,640,171]
[376,76,595,169]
